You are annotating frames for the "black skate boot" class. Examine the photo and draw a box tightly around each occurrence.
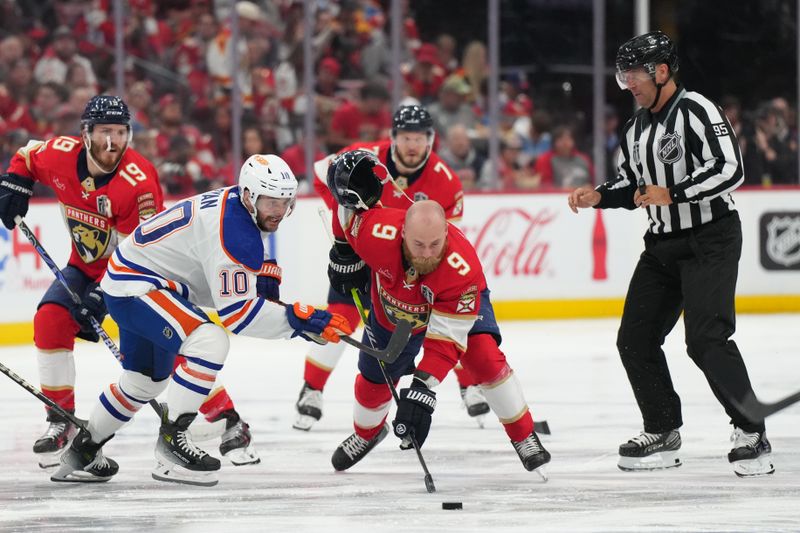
[293,381,323,431]
[512,431,551,480]
[331,424,389,471]
[728,428,775,477]
[459,385,490,428]
[153,410,221,486]
[51,428,118,483]
[33,410,78,468]
[216,409,260,466]
[618,429,682,471]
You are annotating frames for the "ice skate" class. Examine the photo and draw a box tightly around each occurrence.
[331,424,389,471]
[618,429,682,471]
[512,431,551,481]
[460,385,490,428]
[51,429,117,483]
[728,428,774,477]
[152,411,221,487]
[292,382,323,431]
[33,411,78,468]
[217,409,260,466]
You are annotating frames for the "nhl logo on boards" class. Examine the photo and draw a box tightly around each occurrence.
[657,132,683,164]
[760,212,800,270]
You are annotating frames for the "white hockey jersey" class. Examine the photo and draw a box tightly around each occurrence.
[100,186,295,340]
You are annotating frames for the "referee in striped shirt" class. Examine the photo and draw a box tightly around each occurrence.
[568,31,774,477]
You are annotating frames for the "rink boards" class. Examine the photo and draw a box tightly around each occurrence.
[1,189,799,345]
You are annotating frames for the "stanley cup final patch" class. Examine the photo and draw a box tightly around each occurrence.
[657,132,683,164]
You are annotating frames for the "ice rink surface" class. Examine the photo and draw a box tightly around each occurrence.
[1,315,798,532]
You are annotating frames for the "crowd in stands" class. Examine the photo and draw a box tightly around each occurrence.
[1,0,798,199]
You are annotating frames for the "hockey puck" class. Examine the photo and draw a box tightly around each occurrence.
[442,502,463,510]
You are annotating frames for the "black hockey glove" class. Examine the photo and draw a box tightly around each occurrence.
[70,283,107,342]
[256,259,281,301]
[392,378,437,449]
[327,240,369,297]
[0,173,34,230]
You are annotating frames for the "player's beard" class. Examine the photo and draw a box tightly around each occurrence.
[257,214,283,233]
[89,139,126,173]
[402,240,446,275]
[395,146,428,172]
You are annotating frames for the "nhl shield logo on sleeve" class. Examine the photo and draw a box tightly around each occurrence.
[657,132,683,164]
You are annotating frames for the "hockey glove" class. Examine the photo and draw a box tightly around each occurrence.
[285,302,353,344]
[327,240,370,297]
[392,378,437,449]
[256,259,282,301]
[0,173,34,230]
[70,283,107,342]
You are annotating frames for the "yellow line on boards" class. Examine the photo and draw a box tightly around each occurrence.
[1,295,799,346]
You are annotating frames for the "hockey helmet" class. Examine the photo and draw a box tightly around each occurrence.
[238,154,298,224]
[391,105,434,138]
[615,31,678,89]
[327,149,383,211]
[81,95,131,131]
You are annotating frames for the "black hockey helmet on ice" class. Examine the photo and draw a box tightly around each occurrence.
[81,95,131,130]
[391,105,434,138]
[615,31,679,77]
[327,149,384,211]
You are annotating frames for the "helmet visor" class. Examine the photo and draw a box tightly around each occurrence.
[615,66,654,90]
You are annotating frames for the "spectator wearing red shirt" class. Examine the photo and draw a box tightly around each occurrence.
[533,126,593,189]
[280,129,326,190]
[402,43,446,105]
[328,81,391,152]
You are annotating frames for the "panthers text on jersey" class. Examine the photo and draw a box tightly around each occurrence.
[7,136,163,280]
[341,206,486,367]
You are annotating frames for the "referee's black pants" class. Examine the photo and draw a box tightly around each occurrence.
[616,211,765,435]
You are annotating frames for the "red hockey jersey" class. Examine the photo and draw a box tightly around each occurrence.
[7,136,163,280]
[342,206,486,372]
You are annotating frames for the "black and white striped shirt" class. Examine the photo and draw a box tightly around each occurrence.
[596,85,744,234]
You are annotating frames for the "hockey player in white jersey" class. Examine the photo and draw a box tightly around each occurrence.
[50,155,352,486]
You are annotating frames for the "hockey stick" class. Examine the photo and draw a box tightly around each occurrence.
[0,359,87,430]
[314,207,411,363]
[13,216,163,417]
[273,299,410,364]
[731,390,800,423]
[352,289,436,494]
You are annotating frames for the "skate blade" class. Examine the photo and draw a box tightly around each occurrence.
[533,464,549,482]
[618,451,682,471]
[187,418,227,443]
[37,449,67,469]
[472,415,486,429]
[732,455,775,477]
[152,461,218,487]
[50,463,112,483]
[292,414,319,431]
[224,445,261,466]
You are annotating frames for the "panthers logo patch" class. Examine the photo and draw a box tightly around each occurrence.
[64,205,111,264]
[378,285,429,330]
